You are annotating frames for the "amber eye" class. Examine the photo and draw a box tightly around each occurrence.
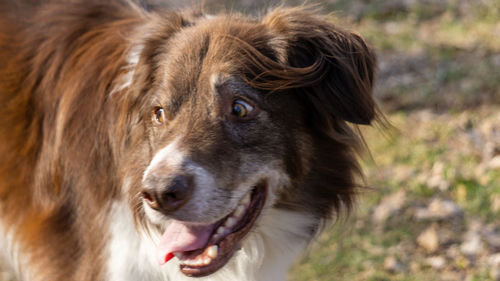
[231,100,254,118]
[153,107,166,125]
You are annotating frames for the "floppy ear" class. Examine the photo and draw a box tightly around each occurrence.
[262,8,377,125]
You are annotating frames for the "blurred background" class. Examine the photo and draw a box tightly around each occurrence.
[1,0,499,280]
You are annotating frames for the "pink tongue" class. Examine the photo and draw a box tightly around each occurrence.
[158,220,216,265]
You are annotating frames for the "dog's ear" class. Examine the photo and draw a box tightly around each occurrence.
[262,8,376,125]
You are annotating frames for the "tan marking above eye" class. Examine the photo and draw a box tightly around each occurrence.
[153,107,166,125]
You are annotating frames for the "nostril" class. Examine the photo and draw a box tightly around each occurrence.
[160,175,192,211]
[163,192,178,201]
[141,191,153,202]
[141,191,160,210]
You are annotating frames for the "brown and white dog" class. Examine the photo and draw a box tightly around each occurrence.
[0,1,379,280]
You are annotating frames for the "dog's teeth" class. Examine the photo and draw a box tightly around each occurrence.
[207,245,218,259]
[241,193,251,205]
[216,226,226,235]
[224,217,236,228]
[212,234,221,241]
[203,257,212,265]
[233,204,246,217]
[189,258,202,266]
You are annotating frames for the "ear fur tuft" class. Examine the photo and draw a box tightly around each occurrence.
[263,7,377,125]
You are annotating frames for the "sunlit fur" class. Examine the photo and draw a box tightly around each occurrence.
[0,1,379,280]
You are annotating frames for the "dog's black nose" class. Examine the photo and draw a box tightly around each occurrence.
[141,175,193,213]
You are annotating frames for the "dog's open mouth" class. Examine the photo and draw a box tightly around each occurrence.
[158,182,267,277]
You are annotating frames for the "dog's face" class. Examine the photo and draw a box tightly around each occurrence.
[125,8,376,277]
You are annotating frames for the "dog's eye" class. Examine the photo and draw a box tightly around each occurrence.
[231,100,253,118]
[153,107,166,125]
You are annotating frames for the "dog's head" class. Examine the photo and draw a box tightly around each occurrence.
[124,7,377,277]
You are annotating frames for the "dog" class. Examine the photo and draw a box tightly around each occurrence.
[0,1,379,280]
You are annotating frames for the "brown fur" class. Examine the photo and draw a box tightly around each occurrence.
[0,1,379,280]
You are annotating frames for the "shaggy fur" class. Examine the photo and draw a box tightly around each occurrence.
[0,1,379,280]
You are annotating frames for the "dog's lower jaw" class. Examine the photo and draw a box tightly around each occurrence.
[106,201,316,281]
[171,184,267,277]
